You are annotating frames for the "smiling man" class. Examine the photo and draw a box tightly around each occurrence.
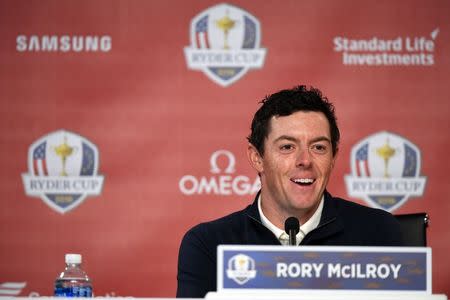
[176,85,403,298]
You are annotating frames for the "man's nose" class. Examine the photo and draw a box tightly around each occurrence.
[296,148,312,168]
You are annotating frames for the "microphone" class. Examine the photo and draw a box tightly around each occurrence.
[284,217,300,246]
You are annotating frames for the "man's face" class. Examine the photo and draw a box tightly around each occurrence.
[248,111,337,225]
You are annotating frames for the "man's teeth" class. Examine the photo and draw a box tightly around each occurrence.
[293,178,314,183]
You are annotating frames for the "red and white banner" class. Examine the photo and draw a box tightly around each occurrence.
[0,0,449,297]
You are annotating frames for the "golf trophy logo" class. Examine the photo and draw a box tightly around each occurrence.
[226,254,257,285]
[22,130,104,214]
[184,3,267,87]
[345,131,427,212]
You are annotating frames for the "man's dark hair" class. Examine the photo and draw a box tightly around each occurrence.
[247,85,340,156]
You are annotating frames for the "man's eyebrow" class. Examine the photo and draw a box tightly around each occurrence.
[273,135,331,144]
[311,136,332,144]
[273,135,298,143]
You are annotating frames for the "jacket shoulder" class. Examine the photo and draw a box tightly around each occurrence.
[328,196,403,245]
[332,196,397,222]
[180,205,250,249]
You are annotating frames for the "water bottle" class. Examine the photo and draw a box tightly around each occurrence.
[54,253,93,297]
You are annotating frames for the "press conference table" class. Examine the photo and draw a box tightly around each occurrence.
[5,294,448,300]
[207,291,448,299]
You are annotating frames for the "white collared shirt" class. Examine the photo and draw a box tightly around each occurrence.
[258,194,324,246]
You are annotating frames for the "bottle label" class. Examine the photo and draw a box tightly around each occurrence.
[54,286,92,297]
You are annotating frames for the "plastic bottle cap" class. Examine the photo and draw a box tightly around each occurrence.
[65,253,82,264]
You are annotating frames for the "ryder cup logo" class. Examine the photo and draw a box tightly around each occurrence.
[345,131,427,212]
[226,254,257,285]
[22,130,104,214]
[184,3,267,87]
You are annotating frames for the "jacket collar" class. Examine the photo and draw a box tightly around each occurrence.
[245,190,262,224]
[245,190,344,244]
[303,190,344,244]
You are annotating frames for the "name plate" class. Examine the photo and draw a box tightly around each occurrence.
[217,245,431,293]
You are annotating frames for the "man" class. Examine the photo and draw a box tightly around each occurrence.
[176,85,403,298]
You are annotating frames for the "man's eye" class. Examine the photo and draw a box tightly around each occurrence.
[312,144,327,152]
[280,144,294,151]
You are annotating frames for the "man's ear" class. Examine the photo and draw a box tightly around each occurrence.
[247,143,264,173]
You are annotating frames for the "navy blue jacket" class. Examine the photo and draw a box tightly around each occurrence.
[176,191,403,298]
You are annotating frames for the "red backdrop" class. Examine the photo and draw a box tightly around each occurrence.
[1,0,449,297]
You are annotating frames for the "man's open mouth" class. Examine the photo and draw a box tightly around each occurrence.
[291,178,315,186]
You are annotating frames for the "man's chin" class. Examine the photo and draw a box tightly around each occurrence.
[289,194,321,211]
[291,190,317,201]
